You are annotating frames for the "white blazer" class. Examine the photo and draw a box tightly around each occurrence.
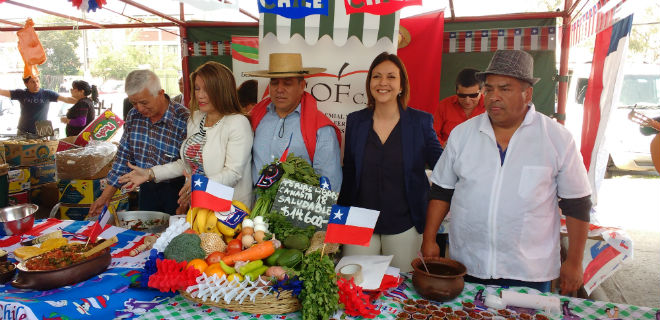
[152,111,254,208]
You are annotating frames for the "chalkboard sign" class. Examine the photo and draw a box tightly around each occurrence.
[35,120,54,137]
[270,178,338,230]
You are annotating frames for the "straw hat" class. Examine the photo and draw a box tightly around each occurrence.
[476,50,540,85]
[244,53,326,78]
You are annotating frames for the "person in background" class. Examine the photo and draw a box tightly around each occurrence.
[338,52,442,272]
[237,79,258,113]
[246,53,342,191]
[89,69,189,216]
[638,116,660,173]
[0,75,77,135]
[61,80,99,137]
[123,97,134,120]
[422,50,591,294]
[118,61,254,209]
[172,76,184,105]
[433,68,486,147]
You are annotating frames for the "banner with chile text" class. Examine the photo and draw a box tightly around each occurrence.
[258,0,330,19]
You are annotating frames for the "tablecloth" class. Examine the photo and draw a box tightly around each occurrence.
[139,273,659,320]
[0,218,174,320]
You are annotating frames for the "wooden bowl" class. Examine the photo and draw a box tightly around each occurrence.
[411,257,467,302]
[11,247,111,290]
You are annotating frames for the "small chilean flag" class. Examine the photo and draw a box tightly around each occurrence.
[88,205,111,243]
[191,174,234,212]
[324,205,380,247]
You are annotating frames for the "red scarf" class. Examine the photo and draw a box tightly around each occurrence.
[249,91,341,162]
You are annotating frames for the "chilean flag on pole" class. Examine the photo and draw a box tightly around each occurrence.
[88,205,111,243]
[324,205,380,246]
[191,174,234,212]
[580,14,633,205]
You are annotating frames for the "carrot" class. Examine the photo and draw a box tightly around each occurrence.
[222,240,275,266]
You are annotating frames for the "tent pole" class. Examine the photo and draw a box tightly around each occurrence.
[180,2,190,108]
[556,0,573,125]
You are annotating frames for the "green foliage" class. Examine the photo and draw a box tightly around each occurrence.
[263,211,316,241]
[37,29,81,78]
[299,251,339,320]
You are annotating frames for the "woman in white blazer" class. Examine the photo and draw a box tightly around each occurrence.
[119,61,254,211]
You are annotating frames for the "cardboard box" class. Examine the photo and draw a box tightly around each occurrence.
[58,195,129,220]
[28,161,57,186]
[8,168,30,193]
[29,182,59,219]
[57,178,123,205]
[0,144,5,164]
[8,191,29,206]
[56,136,78,152]
[74,110,125,147]
[4,140,59,166]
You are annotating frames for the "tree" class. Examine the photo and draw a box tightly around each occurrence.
[35,18,81,91]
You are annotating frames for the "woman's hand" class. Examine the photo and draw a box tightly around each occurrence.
[177,170,192,207]
[118,162,151,191]
[60,117,69,124]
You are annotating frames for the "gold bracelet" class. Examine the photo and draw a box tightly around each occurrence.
[148,168,155,181]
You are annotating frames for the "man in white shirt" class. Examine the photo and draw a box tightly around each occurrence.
[421,50,591,294]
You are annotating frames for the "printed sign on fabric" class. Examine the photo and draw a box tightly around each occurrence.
[257,0,330,19]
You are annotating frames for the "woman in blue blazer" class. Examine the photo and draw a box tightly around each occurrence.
[338,52,442,272]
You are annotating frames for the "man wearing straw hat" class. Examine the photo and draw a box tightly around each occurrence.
[421,50,592,294]
[246,53,342,190]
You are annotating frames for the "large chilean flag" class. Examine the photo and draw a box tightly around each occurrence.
[324,205,379,246]
[191,174,234,212]
[580,14,633,203]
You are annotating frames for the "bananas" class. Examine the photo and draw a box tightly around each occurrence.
[188,207,243,237]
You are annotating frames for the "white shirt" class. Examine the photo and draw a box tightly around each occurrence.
[430,104,591,281]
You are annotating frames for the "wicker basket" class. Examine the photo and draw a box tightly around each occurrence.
[180,288,301,314]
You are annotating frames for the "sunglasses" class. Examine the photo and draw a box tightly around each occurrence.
[457,92,480,98]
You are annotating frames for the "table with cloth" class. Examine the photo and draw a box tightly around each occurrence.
[0,219,655,320]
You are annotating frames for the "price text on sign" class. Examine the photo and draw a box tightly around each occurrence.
[270,178,338,230]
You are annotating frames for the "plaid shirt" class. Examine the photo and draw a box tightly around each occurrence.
[106,101,190,188]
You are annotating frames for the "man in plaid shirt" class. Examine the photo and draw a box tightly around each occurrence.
[90,70,190,216]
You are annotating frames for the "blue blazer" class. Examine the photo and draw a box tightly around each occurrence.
[338,106,442,233]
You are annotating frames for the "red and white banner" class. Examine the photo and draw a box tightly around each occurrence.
[188,41,231,57]
[569,0,627,47]
[580,13,633,205]
[443,26,556,53]
[344,0,421,15]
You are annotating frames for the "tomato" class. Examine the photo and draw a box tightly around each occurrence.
[227,239,242,253]
[183,228,198,234]
[205,251,226,265]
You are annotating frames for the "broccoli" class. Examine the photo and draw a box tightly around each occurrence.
[163,233,206,263]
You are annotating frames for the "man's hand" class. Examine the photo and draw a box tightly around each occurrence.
[89,186,118,217]
[559,257,583,294]
[421,238,441,258]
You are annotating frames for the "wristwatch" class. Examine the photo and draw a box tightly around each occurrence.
[148,168,155,182]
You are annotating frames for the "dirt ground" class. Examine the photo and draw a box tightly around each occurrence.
[588,174,660,309]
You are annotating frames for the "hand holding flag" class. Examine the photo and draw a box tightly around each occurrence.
[324,205,380,246]
[88,205,111,243]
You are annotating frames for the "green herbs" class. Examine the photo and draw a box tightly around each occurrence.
[251,155,321,219]
[263,211,316,241]
[299,251,339,320]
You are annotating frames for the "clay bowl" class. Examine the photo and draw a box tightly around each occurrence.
[411,257,467,302]
[11,246,111,290]
[0,204,38,237]
[0,261,16,284]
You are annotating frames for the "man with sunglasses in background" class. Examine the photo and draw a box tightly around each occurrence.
[432,68,485,147]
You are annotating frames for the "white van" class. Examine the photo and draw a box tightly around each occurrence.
[564,62,660,172]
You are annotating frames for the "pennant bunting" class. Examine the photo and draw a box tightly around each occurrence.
[443,26,557,53]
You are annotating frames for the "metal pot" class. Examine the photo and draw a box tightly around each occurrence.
[0,204,38,237]
[117,211,169,233]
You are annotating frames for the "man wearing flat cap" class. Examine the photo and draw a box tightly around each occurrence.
[246,53,342,190]
[421,50,591,294]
